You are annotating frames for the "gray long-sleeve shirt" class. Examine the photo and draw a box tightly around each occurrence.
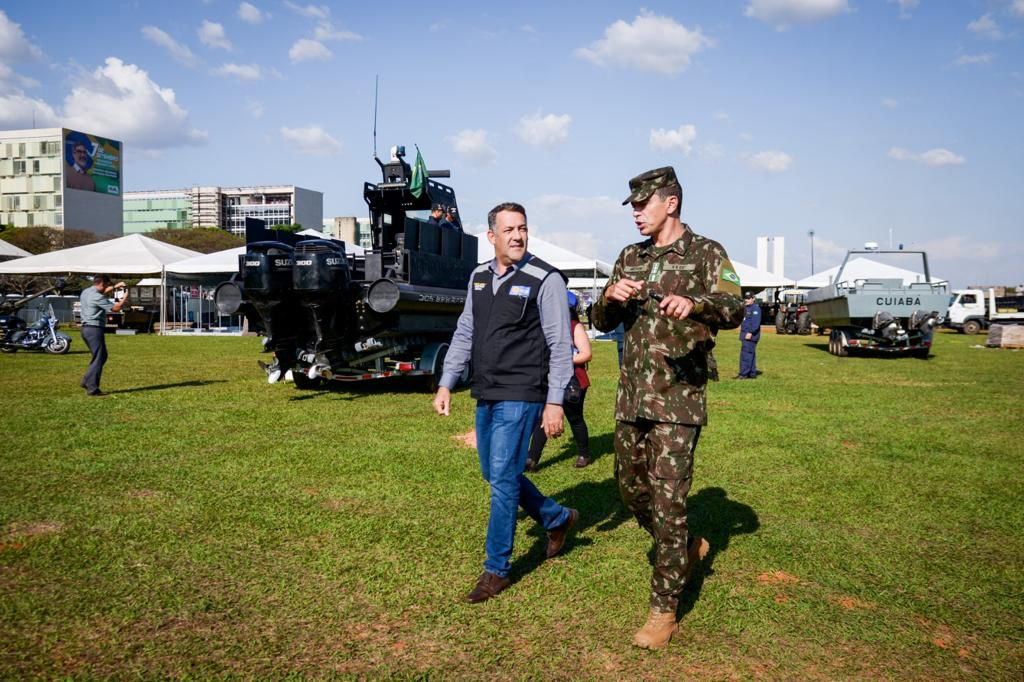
[440,253,573,405]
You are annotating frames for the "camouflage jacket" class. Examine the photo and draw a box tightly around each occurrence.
[592,227,744,425]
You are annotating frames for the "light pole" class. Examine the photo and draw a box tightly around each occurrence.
[808,230,815,275]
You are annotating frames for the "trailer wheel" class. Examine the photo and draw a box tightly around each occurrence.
[836,331,849,357]
[962,320,982,335]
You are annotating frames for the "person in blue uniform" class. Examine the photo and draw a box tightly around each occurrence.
[736,293,761,379]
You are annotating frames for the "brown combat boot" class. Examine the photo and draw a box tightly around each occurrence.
[632,608,679,649]
[465,571,511,604]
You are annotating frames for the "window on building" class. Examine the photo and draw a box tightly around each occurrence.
[26,213,33,226]
[47,141,60,155]
[18,143,26,157]
[55,212,62,226]
[3,143,10,158]
[32,160,40,173]
[53,176,60,192]
[33,195,43,209]
[54,195,61,208]
[13,160,26,175]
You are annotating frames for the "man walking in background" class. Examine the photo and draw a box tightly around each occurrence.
[79,274,127,396]
[592,167,744,649]
[433,201,579,604]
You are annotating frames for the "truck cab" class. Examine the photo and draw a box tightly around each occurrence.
[946,289,986,334]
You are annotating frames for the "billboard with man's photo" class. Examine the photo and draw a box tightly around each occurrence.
[63,129,121,195]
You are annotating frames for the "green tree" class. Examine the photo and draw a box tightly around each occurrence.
[148,227,245,254]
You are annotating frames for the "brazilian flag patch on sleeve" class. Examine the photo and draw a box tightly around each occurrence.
[716,260,742,295]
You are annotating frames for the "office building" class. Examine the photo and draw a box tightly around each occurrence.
[324,216,372,248]
[123,185,322,236]
[0,127,123,236]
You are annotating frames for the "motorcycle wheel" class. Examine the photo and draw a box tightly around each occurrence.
[46,337,70,354]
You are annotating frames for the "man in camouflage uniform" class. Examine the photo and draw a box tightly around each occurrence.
[591,167,744,649]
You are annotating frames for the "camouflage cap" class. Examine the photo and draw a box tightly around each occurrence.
[622,166,681,205]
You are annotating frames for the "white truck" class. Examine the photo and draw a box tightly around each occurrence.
[945,288,1024,334]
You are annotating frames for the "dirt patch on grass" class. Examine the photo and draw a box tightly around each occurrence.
[830,595,875,610]
[127,489,159,499]
[5,521,63,540]
[757,570,800,585]
[454,430,476,449]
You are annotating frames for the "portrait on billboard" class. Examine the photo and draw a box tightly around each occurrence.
[63,129,121,195]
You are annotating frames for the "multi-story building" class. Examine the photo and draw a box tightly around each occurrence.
[0,127,123,235]
[122,185,322,236]
[323,216,372,248]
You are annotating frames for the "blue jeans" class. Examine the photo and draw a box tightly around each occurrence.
[476,400,571,578]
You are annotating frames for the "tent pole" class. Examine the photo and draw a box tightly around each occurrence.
[160,267,166,336]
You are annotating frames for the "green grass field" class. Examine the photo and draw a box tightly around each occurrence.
[1,329,1022,678]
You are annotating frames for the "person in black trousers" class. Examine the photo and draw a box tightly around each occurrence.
[526,291,593,469]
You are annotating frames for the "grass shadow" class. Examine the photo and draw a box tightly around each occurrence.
[108,380,227,394]
[533,430,613,472]
[511,475,632,584]
[677,486,760,619]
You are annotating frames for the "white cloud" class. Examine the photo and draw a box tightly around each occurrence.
[212,63,265,80]
[0,10,43,63]
[739,132,754,142]
[141,26,199,67]
[530,194,622,253]
[448,129,497,165]
[0,62,39,89]
[198,20,232,50]
[245,100,264,118]
[281,124,341,155]
[575,11,715,76]
[285,2,330,19]
[744,150,793,172]
[881,97,901,109]
[0,90,59,129]
[745,0,850,30]
[916,236,1001,261]
[540,230,601,259]
[956,53,994,66]
[888,146,965,166]
[63,57,207,150]
[889,0,919,20]
[516,112,571,146]
[919,148,966,166]
[289,38,332,63]
[967,14,1003,40]
[699,142,725,160]
[313,22,362,41]
[237,2,268,24]
[650,124,697,155]
[1012,0,1024,18]
[714,111,730,121]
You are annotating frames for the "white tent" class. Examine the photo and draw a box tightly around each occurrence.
[0,239,31,259]
[166,246,247,275]
[474,231,613,294]
[0,233,201,274]
[166,236,365,276]
[732,260,794,289]
[795,257,945,289]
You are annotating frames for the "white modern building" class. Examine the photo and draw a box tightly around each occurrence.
[124,185,323,236]
[0,127,123,236]
[323,215,372,248]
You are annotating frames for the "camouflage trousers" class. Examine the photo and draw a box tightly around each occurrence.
[614,418,701,612]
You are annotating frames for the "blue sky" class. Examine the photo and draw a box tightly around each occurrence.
[1,0,1021,286]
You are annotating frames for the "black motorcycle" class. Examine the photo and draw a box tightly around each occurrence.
[0,303,72,354]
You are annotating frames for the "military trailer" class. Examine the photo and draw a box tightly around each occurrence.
[804,249,947,358]
[214,146,477,389]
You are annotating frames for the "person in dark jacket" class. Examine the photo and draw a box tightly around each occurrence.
[433,201,579,604]
[736,293,761,379]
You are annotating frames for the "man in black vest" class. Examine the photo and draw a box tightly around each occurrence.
[433,201,579,604]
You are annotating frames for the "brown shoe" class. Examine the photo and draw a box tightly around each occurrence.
[632,608,679,649]
[574,455,591,468]
[465,571,510,604]
[545,508,579,558]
